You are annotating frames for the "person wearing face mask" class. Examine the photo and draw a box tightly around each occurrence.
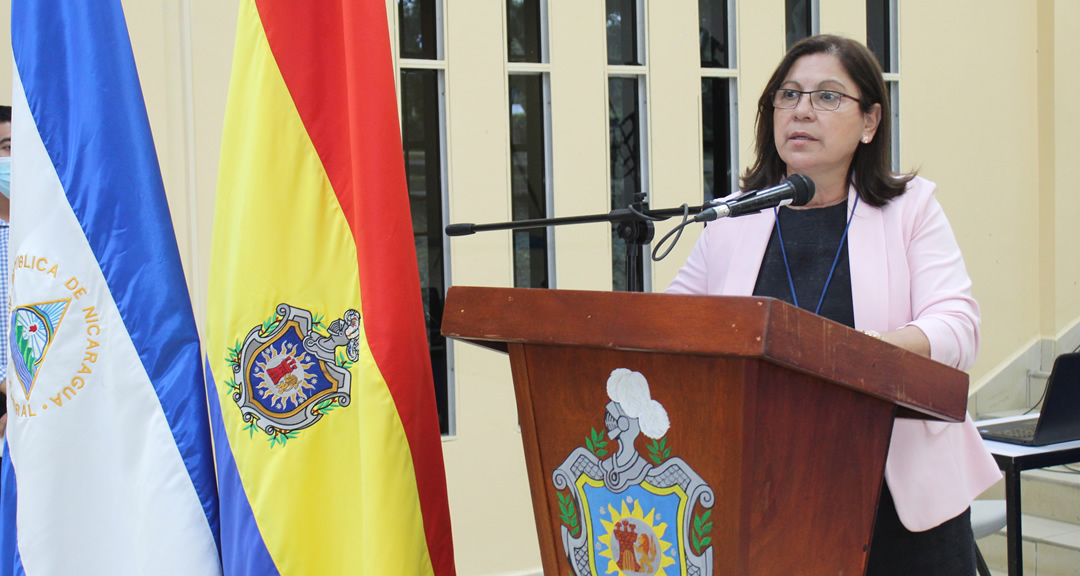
[667,37,1000,574]
[0,104,10,439]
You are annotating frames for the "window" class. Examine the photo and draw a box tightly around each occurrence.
[507,0,553,289]
[396,0,453,435]
[785,0,818,50]
[866,0,899,168]
[700,0,738,203]
[606,0,649,292]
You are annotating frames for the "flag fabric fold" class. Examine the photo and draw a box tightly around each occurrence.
[0,1,222,575]
[206,0,455,574]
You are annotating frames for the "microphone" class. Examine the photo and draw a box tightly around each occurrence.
[693,174,815,223]
[445,223,476,236]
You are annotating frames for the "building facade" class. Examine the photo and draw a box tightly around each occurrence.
[0,0,1076,573]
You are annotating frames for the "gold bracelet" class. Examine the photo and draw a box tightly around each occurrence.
[862,329,883,340]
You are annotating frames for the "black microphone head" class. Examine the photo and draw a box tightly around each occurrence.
[445,223,477,237]
[787,174,815,206]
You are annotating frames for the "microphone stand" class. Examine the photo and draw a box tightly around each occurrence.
[444,193,711,293]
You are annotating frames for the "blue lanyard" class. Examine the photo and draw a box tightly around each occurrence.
[773,195,859,315]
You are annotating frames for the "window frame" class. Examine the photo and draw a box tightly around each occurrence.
[505,0,556,290]
[885,0,900,170]
[604,0,651,293]
[699,0,739,203]
[785,0,820,50]
[392,0,456,437]
[868,0,901,170]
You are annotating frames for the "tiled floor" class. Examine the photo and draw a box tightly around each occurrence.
[975,466,1080,575]
[979,514,1080,575]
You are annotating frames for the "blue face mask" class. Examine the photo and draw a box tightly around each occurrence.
[0,157,10,198]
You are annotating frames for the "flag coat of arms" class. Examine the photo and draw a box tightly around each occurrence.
[0,1,222,575]
[205,1,456,574]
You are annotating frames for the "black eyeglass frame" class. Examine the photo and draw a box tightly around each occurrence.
[771,88,862,111]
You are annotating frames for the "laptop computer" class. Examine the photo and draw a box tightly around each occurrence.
[978,352,1080,446]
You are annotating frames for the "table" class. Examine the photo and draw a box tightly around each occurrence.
[978,415,1080,576]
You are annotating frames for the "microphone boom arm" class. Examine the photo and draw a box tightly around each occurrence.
[445,205,711,237]
[445,196,714,292]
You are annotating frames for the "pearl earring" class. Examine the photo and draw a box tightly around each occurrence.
[861,136,870,144]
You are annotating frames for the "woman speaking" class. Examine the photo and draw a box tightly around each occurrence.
[667,35,1001,574]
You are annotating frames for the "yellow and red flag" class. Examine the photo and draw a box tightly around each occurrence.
[205,1,455,574]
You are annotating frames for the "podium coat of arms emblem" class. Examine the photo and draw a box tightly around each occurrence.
[553,368,715,576]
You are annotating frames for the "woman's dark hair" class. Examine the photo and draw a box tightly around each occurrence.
[741,35,913,207]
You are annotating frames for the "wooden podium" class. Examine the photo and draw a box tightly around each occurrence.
[442,287,967,576]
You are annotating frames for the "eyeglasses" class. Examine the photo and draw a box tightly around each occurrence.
[772,89,861,111]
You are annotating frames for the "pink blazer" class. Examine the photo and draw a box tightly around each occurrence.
[667,176,1002,531]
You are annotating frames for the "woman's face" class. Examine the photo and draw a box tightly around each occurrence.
[773,53,880,181]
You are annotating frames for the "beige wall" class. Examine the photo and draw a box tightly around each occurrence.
[3,0,1079,574]
[645,0,701,284]
[0,1,8,102]
[820,0,867,41]
[1052,0,1080,339]
[440,1,542,572]
[899,2,1043,380]
[548,0,612,291]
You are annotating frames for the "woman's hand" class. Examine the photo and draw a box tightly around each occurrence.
[880,325,931,358]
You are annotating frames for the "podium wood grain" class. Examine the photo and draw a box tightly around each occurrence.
[443,287,968,575]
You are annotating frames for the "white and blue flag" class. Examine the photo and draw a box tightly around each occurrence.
[0,1,222,574]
